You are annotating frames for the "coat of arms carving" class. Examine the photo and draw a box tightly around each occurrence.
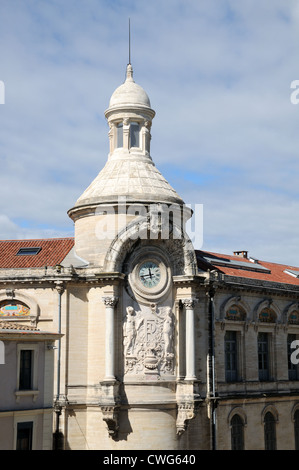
[123,305,175,377]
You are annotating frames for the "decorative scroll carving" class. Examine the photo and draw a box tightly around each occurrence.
[123,305,175,377]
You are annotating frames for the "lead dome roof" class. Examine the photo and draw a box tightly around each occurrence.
[108,64,152,110]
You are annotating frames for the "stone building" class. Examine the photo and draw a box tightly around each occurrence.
[0,321,61,450]
[1,64,299,450]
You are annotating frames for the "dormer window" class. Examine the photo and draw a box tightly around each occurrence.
[129,122,140,148]
[116,122,123,148]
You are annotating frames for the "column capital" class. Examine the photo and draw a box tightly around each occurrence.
[182,298,197,309]
[102,296,118,307]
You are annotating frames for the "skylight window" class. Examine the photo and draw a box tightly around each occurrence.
[201,254,271,273]
[284,269,299,278]
[16,247,41,256]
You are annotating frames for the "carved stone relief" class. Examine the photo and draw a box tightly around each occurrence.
[123,304,175,377]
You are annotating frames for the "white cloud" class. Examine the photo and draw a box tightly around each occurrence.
[0,0,298,265]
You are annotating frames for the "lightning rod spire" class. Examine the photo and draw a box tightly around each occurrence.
[128,18,131,65]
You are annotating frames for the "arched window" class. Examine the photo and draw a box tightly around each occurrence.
[225,304,245,321]
[129,122,140,148]
[264,412,276,450]
[294,410,299,450]
[116,122,123,148]
[289,310,299,325]
[231,414,244,450]
[259,307,275,323]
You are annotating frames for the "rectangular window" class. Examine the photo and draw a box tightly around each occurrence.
[19,349,33,390]
[16,421,33,450]
[225,331,238,382]
[258,332,270,381]
[130,122,140,148]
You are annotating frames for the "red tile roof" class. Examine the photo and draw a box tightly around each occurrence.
[0,321,39,331]
[0,238,74,269]
[0,322,62,338]
[197,250,299,286]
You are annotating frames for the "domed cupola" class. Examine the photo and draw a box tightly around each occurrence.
[70,64,184,209]
[68,64,187,265]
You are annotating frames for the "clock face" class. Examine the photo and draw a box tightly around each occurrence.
[139,261,161,288]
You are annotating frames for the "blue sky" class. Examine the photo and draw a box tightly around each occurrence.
[0,0,299,265]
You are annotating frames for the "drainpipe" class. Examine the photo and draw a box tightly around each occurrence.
[54,281,64,450]
[207,283,217,450]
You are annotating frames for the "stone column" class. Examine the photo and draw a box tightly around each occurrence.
[123,119,130,150]
[143,120,151,154]
[182,298,197,380]
[102,296,118,381]
[108,122,115,154]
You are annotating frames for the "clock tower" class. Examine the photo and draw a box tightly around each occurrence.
[67,63,200,449]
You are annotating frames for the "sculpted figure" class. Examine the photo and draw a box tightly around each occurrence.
[163,307,173,357]
[123,306,136,356]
